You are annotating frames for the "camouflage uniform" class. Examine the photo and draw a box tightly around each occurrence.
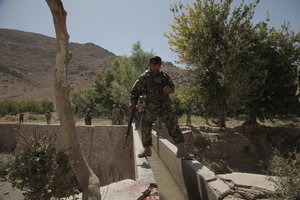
[45,112,53,124]
[130,69,185,148]
[118,105,125,125]
[111,104,119,125]
[85,109,92,125]
[19,113,24,124]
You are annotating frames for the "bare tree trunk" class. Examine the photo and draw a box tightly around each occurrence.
[217,88,226,128]
[45,1,101,199]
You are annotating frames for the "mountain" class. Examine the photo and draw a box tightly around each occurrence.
[0,28,186,102]
[0,28,116,101]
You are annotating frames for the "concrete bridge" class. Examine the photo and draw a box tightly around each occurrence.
[0,124,277,200]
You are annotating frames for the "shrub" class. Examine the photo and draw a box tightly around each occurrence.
[269,149,300,200]
[8,134,79,200]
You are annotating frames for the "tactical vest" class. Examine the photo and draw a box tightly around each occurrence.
[142,71,171,104]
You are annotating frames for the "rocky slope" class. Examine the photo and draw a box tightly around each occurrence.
[0,28,116,101]
[0,29,186,102]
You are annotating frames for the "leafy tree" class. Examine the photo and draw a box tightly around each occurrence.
[175,84,196,115]
[166,0,299,126]
[166,0,261,126]
[87,41,153,115]
[242,24,299,123]
[71,88,95,116]
[41,100,54,113]
[107,41,153,105]
[0,99,18,116]
[93,73,114,115]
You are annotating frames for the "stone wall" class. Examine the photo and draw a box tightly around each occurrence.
[0,124,135,186]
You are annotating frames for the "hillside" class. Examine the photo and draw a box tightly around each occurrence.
[0,28,186,102]
[0,28,116,101]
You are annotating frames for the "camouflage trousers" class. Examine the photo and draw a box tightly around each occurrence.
[140,102,184,147]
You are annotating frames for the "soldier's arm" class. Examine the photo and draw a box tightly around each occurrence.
[163,72,175,94]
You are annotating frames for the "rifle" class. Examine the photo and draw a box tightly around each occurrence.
[123,109,136,149]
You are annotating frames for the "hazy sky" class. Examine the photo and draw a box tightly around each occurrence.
[0,0,299,66]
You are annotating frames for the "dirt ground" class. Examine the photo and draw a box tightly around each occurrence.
[0,182,24,200]
[189,122,300,174]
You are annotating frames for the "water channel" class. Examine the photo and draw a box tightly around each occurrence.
[148,146,187,200]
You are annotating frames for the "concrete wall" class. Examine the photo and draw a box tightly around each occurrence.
[0,123,135,186]
[151,131,277,200]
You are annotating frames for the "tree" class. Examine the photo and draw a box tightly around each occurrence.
[106,41,153,105]
[166,0,261,127]
[242,24,299,123]
[41,100,54,113]
[45,0,101,199]
[70,42,153,117]
[166,0,299,126]
[90,41,153,115]
[71,88,96,116]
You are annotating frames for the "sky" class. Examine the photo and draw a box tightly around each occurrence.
[0,0,299,66]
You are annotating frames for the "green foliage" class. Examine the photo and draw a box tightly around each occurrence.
[166,0,299,126]
[0,99,54,116]
[71,87,96,116]
[269,149,300,199]
[41,100,54,113]
[71,41,154,116]
[106,41,153,105]
[0,99,18,116]
[241,24,299,121]
[8,135,79,200]
[174,83,201,115]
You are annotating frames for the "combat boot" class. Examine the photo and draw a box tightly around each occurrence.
[176,142,193,160]
[138,146,152,158]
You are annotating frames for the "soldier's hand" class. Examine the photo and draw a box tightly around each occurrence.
[163,85,173,94]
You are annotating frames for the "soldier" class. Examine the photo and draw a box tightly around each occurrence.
[185,107,192,126]
[118,105,125,125]
[85,109,92,125]
[45,111,54,124]
[130,56,192,159]
[19,112,24,124]
[111,104,119,125]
